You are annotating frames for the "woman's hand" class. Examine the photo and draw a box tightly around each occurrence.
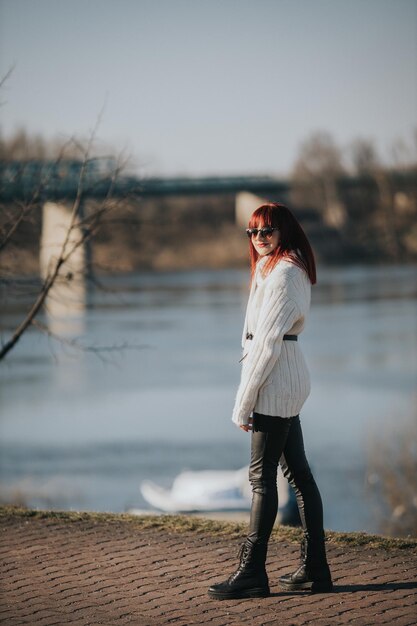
[240,417,253,432]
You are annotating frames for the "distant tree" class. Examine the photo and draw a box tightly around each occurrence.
[291,130,417,261]
[348,137,403,260]
[292,131,347,228]
[350,138,379,175]
[293,131,344,178]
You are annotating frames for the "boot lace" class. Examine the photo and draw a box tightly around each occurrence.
[226,542,253,583]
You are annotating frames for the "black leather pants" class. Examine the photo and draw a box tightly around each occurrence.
[248,412,324,547]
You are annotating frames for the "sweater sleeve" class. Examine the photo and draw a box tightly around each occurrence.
[231,281,300,427]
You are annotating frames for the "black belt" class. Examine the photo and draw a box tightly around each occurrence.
[246,333,297,341]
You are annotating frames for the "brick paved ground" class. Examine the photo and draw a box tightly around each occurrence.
[0,511,416,626]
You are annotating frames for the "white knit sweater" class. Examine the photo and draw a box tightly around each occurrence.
[232,258,312,426]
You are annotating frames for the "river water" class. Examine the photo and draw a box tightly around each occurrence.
[1,264,416,534]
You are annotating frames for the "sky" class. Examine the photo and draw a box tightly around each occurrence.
[1,0,416,176]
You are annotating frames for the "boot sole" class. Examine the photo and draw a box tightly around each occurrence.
[208,587,270,600]
[279,580,334,594]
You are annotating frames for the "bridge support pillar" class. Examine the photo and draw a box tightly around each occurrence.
[235,192,269,227]
[40,201,87,336]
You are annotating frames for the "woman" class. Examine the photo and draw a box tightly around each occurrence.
[208,203,333,599]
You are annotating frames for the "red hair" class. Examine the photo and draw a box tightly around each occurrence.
[248,203,317,285]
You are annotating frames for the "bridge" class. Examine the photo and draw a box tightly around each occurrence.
[0,159,289,202]
[0,159,295,329]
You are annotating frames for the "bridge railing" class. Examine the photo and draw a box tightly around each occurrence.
[0,159,290,202]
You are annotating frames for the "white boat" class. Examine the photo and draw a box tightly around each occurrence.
[138,466,300,525]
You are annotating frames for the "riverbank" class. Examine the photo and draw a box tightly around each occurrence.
[3,182,417,276]
[1,507,416,625]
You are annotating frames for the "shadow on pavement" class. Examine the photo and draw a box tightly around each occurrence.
[273,581,417,595]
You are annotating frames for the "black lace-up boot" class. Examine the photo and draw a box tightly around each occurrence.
[208,539,270,600]
[279,532,333,593]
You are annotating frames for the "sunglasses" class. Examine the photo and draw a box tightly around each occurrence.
[246,227,279,239]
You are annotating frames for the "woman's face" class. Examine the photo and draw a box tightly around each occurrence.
[250,225,280,257]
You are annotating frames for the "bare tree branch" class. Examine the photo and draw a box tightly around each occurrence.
[0,115,132,361]
[0,65,15,106]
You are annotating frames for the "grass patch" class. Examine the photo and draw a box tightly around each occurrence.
[1,505,416,551]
